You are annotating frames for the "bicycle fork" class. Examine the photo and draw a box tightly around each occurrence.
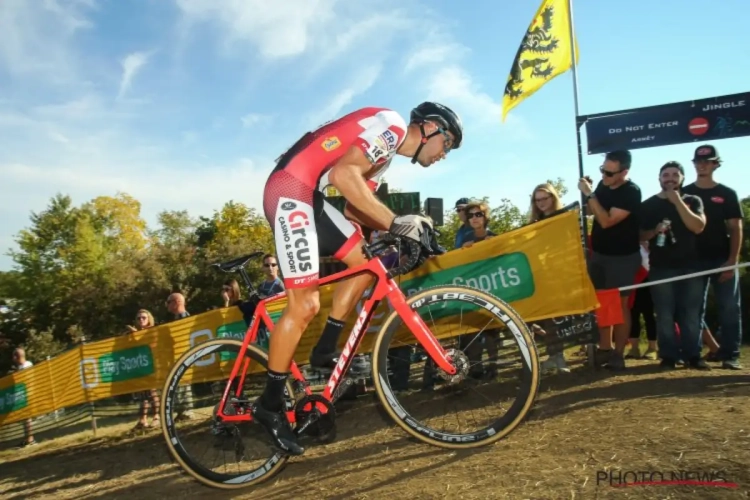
[387,288,457,376]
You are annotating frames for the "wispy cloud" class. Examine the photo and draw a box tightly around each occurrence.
[117,51,152,100]
[175,0,340,60]
[240,113,269,128]
[0,0,95,81]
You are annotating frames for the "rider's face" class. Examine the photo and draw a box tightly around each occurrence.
[417,123,455,167]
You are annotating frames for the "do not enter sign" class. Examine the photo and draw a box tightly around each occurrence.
[688,117,709,136]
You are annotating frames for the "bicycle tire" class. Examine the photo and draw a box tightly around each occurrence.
[371,285,540,449]
[160,339,294,490]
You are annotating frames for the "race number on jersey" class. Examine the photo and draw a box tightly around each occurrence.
[355,111,407,167]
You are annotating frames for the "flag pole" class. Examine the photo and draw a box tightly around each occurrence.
[566,0,589,255]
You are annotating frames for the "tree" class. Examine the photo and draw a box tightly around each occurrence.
[187,201,274,312]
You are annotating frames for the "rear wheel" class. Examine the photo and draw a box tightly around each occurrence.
[161,339,296,490]
[371,285,540,449]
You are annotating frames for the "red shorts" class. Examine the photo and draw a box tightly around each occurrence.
[263,169,363,289]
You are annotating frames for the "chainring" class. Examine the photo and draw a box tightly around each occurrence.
[294,394,337,443]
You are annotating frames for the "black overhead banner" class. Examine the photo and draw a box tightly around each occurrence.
[584,92,750,154]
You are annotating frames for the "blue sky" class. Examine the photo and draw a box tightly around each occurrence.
[1,0,749,271]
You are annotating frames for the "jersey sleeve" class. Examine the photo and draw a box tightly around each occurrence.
[613,183,642,212]
[353,110,407,167]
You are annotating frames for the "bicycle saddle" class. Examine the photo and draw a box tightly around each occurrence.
[212,251,264,273]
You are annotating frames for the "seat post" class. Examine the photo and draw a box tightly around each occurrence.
[237,268,256,296]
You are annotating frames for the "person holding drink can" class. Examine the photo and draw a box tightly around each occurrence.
[639,161,708,370]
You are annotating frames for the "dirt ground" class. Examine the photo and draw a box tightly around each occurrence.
[1,357,748,500]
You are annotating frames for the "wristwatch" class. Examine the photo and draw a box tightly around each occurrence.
[586,192,596,201]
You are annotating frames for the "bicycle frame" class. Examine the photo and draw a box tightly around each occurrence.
[215,251,457,424]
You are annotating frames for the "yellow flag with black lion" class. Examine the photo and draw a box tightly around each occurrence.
[502,0,580,122]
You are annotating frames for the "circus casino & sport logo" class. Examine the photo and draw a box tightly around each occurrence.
[276,198,314,284]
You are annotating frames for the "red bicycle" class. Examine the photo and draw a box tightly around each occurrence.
[161,233,540,490]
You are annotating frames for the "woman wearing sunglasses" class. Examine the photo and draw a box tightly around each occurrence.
[461,201,496,248]
[459,201,500,378]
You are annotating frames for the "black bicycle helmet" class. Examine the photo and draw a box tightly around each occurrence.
[410,102,463,149]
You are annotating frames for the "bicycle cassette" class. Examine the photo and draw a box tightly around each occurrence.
[294,394,337,443]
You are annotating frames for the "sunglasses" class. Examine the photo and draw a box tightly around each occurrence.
[137,316,148,321]
[264,263,278,268]
[455,206,466,213]
[467,211,485,219]
[534,195,551,203]
[437,127,454,153]
[599,165,622,177]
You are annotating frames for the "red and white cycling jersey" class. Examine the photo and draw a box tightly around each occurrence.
[262,107,408,289]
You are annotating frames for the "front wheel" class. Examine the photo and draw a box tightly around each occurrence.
[371,285,540,449]
[160,339,296,490]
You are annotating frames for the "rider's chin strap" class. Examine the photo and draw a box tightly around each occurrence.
[410,122,441,164]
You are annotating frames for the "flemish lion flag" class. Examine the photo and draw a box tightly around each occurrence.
[501,0,579,122]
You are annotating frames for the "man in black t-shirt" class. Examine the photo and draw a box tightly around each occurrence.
[640,161,708,370]
[682,144,744,370]
[579,150,642,371]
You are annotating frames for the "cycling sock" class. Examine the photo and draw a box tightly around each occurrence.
[314,316,346,354]
[260,369,288,413]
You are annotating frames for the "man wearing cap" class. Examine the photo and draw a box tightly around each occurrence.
[453,198,475,249]
[682,144,744,370]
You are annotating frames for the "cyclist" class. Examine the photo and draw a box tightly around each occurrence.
[252,102,463,455]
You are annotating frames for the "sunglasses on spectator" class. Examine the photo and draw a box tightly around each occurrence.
[599,165,623,177]
[137,316,148,321]
[467,211,485,219]
[534,195,551,203]
[455,206,466,213]
[264,262,278,268]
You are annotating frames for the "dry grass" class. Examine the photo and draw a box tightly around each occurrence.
[0,356,748,500]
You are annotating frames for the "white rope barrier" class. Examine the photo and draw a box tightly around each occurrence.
[618,262,749,292]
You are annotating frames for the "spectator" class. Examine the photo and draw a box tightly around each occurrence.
[457,201,499,377]
[10,347,36,447]
[167,292,189,319]
[528,183,570,373]
[166,292,194,419]
[528,183,564,223]
[258,254,284,298]
[578,149,642,371]
[128,309,160,430]
[256,254,285,349]
[625,242,657,360]
[461,200,496,248]
[221,279,242,308]
[640,161,708,370]
[682,144,744,370]
[453,198,474,249]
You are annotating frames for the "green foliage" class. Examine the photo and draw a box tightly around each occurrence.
[1,193,274,365]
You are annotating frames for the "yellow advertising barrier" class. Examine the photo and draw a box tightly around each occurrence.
[0,210,597,425]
